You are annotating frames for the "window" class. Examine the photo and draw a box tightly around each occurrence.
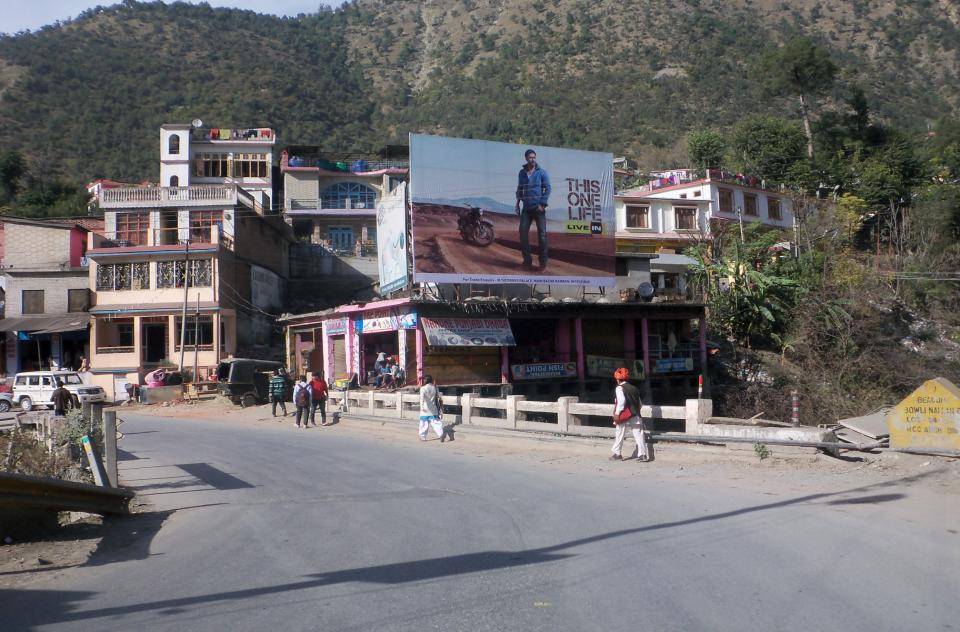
[157,259,212,288]
[320,182,377,210]
[718,189,734,213]
[169,175,179,187]
[744,194,758,216]
[694,191,701,197]
[68,289,89,313]
[234,153,268,178]
[675,207,698,231]
[96,318,134,352]
[27,376,39,386]
[195,153,229,178]
[168,134,180,155]
[41,376,52,387]
[115,212,149,246]
[679,193,687,199]
[174,315,215,350]
[625,205,650,229]
[767,197,782,220]
[59,374,82,385]
[22,290,44,314]
[190,210,223,243]
[96,262,149,291]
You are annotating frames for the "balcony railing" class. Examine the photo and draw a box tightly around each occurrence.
[283,155,408,172]
[99,185,238,209]
[89,225,223,251]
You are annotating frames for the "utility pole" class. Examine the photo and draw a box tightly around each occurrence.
[178,238,190,372]
[736,206,745,242]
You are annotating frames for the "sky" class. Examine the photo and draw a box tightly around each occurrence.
[2,1,345,34]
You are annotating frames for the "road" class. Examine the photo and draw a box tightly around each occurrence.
[3,411,958,631]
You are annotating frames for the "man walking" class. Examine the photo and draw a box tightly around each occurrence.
[418,375,445,442]
[293,375,312,429]
[269,370,287,418]
[610,367,653,462]
[50,379,72,417]
[309,372,329,426]
[515,148,551,270]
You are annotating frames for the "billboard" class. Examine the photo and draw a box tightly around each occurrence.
[376,181,408,294]
[409,134,615,286]
[421,317,516,347]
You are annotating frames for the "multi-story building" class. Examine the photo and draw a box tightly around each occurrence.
[280,146,409,311]
[0,217,103,375]
[280,145,408,251]
[89,124,293,400]
[614,169,795,296]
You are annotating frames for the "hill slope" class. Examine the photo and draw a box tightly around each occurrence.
[0,0,958,181]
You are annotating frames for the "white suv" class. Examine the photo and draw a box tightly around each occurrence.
[13,371,107,412]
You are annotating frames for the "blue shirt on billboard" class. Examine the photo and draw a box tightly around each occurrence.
[516,165,551,210]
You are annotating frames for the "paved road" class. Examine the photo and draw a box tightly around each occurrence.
[3,413,958,631]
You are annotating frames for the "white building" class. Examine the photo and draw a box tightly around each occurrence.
[615,170,795,295]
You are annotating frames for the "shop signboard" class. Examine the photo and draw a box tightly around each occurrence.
[409,133,615,287]
[888,378,960,451]
[376,182,408,294]
[653,357,694,374]
[325,318,348,336]
[510,362,578,381]
[421,317,515,347]
[586,355,645,381]
[357,309,418,334]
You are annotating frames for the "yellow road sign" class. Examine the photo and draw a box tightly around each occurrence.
[888,378,960,451]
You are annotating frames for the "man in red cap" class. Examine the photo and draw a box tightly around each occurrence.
[610,367,652,462]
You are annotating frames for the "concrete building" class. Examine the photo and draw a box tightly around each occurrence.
[0,217,102,375]
[280,146,409,311]
[90,124,293,400]
[615,169,795,296]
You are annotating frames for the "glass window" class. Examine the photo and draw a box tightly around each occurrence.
[175,315,215,350]
[744,194,758,216]
[28,376,39,386]
[768,197,782,220]
[169,175,179,187]
[22,290,44,314]
[68,289,89,313]
[97,263,149,291]
[196,153,229,178]
[15,376,26,386]
[157,259,212,288]
[718,189,734,213]
[168,134,180,155]
[61,374,82,385]
[42,376,52,386]
[115,212,149,246]
[320,182,377,210]
[675,207,698,230]
[190,210,223,243]
[625,205,649,229]
[234,153,268,178]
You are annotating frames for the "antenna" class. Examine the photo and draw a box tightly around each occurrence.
[191,118,203,128]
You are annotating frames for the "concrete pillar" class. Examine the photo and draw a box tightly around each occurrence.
[556,318,571,362]
[623,318,636,362]
[103,410,118,488]
[500,346,510,383]
[461,393,473,425]
[556,396,578,433]
[641,318,650,379]
[505,395,525,427]
[415,326,425,385]
[396,391,404,418]
[685,398,712,434]
[574,317,585,385]
[367,390,375,415]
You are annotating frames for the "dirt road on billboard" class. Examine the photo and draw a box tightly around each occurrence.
[412,204,614,278]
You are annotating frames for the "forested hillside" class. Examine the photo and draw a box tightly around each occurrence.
[0,0,958,181]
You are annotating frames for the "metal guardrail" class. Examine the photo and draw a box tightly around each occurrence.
[0,471,132,515]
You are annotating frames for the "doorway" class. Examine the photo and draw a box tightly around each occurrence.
[328,227,354,253]
[142,320,169,364]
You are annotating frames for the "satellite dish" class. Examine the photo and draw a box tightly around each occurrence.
[191,119,203,128]
[638,282,656,302]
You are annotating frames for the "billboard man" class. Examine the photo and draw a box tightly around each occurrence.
[514,148,552,270]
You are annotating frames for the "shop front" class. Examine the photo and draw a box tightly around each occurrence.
[283,298,708,404]
[0,315,91,375]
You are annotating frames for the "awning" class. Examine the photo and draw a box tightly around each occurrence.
[0,314,91,334]
[650,253,696,271]
[90,302,220,315]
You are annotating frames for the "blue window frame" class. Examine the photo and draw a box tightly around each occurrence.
[320,182,377,210]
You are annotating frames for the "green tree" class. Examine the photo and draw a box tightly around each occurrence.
[759,37,838,160]
[0,150,25,203]
[687,130,726,171]
[730,116,806,183]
